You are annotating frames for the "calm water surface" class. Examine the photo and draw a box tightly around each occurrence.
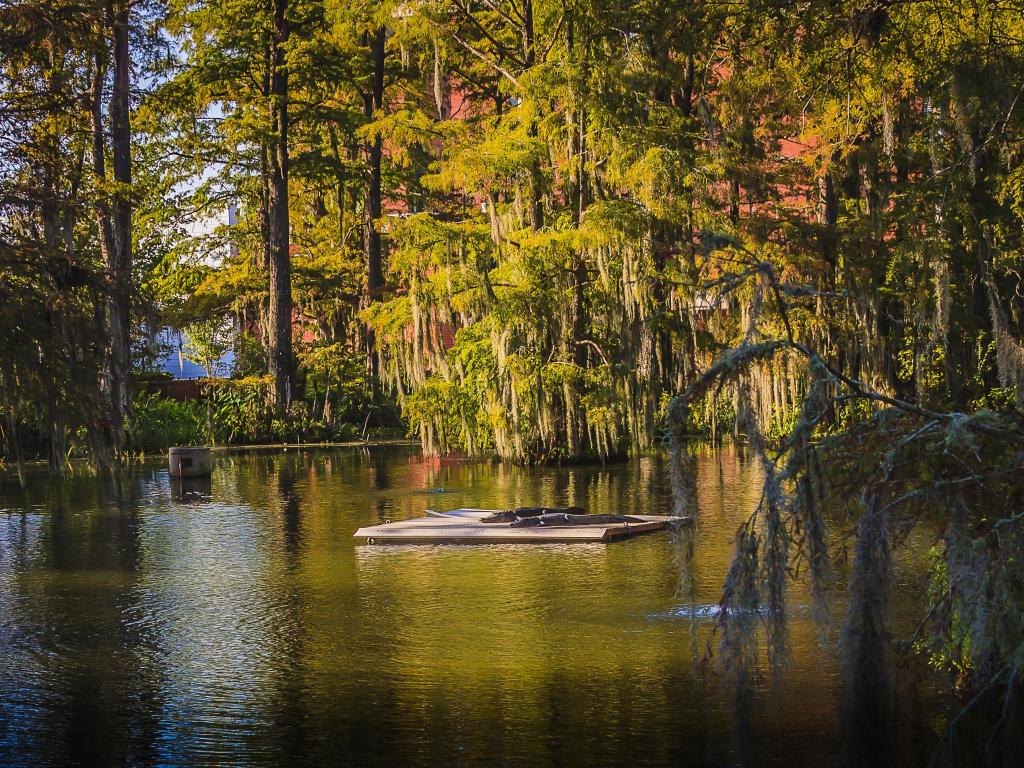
[0,445,942,767]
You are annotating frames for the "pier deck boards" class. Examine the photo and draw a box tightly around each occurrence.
[354,510,685,544]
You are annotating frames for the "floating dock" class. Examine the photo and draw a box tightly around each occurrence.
[354,509,687,545]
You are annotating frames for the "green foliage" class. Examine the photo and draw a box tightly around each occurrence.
[298,341,371,422]
[916,546,973,682]
[131,394,207,452]
[183,319,233,377]
[232,332,268,378]
[201,376,281,444]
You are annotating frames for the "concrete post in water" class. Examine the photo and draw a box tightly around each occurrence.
[168,446,212,478]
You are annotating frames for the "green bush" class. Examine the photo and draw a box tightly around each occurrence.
[131,373,387,452]
[131,393,206,452]
[203,376,275,443]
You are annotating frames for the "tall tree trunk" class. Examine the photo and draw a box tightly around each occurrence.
[327,123,346,244]
[568,97,587,375]
[259,141,272,271]
[561,16,591,455]
[108,0,132,450]
[267,0,293,414]
[680,52,694,117]
[364,26,386,394]
[89,4,132,467]
[522,0,543,231]
[365,33,384,299]
[91,48,113,258]
[817,169,838,288]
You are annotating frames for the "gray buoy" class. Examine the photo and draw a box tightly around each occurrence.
[168,446,212,478]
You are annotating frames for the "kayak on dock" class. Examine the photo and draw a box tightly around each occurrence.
[354,507,689,545]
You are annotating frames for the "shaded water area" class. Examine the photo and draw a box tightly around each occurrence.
[0,445,946,767]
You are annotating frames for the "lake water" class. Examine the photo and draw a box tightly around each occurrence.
[0,445,945,767]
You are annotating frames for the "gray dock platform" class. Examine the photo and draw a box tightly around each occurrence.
[354,509,687,544]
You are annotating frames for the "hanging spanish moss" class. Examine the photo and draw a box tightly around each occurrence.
[366,211,686,462]
[985,273,1024,408]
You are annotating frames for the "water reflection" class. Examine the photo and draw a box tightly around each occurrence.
[170,476,213,503]
[0,446,940,767]
[277,462,303,559]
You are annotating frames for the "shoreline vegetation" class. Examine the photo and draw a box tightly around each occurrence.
[1,438,733,474]
[0,439,423,473]
[3,0,1024,764]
